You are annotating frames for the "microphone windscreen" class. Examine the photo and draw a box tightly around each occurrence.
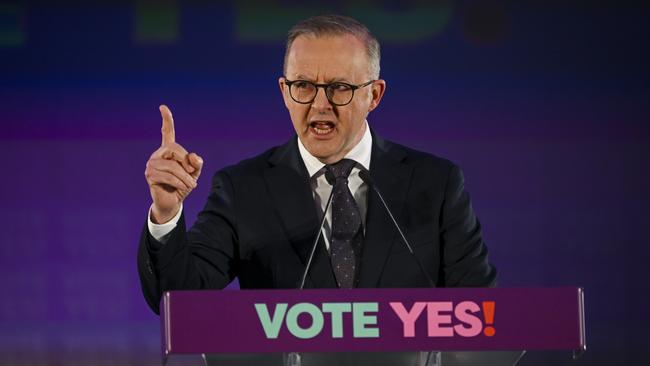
[324,169,336,186]
[358,169,374,186]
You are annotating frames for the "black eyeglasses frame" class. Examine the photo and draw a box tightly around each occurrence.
[283,78,376,106]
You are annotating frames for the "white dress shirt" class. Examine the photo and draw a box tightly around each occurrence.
[297,122,371,249]
[148,121,373,249]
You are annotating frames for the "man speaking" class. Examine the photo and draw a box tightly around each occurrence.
[138,15,496,314]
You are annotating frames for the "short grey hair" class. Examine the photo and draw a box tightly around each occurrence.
[284,14,381,79]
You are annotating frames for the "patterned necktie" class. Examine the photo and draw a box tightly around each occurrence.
[326,159,364,288]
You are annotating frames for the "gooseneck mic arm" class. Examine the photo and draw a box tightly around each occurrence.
[299,170,336,290]
[359,169,436,287]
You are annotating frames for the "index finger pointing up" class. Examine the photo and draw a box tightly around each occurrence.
[159,104,175,146]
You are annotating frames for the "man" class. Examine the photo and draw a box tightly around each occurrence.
[139,15,496,314]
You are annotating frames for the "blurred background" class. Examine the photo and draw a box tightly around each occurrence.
[1,1,649,365]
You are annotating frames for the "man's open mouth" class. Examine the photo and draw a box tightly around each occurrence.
[310,121,335,135]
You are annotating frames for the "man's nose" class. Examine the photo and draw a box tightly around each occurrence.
[311,87,333,111]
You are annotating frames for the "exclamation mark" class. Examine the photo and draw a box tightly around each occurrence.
[482,301,496,336]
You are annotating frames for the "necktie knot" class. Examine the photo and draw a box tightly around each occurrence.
[326,159,357,183]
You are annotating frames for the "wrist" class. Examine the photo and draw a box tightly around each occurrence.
[151,204,180,224]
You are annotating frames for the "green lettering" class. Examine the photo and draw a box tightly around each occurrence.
[286,303,324,339]
[322,302,352,338]
[353,302,380,338]
[254,303,287,339]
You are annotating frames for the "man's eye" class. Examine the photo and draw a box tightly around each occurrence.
[330,83,351,92]
[294,81,311,89]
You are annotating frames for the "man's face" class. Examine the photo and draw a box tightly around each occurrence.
[279,34,386,164]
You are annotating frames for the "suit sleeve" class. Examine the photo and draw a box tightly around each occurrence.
[439,164,497,287]
[137,171,239,314]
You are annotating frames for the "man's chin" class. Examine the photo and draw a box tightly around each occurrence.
[304,143,343,164]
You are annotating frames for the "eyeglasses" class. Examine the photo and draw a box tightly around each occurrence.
[284,78,375,106]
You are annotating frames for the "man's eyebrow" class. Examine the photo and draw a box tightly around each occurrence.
[294,74,352,83]
[295,74,314,80]
[327,77,352,83]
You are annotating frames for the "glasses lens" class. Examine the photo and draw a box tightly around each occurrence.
[290,81,316,103]
[327,83,354,105]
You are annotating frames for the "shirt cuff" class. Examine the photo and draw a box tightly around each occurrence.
[147,204,183,243]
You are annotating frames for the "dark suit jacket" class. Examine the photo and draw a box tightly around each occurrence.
[138,133,497,314]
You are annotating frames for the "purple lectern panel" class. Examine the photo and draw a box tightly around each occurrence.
[160,287,585,357]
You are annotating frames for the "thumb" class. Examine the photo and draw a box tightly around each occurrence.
[188,153,203,179]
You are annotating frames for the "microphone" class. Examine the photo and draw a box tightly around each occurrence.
[358,169,436,287]
[299,170,336,289]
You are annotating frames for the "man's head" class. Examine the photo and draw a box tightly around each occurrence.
[279,15,386,164]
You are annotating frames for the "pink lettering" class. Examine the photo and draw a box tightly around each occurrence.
[454,301,483,337]
[389,302,426,337]
[426,302,454,337]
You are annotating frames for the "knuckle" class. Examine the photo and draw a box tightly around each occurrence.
[145,167,155,179]
[171,144,188,157]
[160,148,173,160]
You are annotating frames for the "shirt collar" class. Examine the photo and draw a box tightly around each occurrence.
[297,121,372,178]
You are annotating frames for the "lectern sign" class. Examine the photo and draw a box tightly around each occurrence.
[253,300,495,339]
[161,288,585,355]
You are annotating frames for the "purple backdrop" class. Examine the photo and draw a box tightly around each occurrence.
[1,2,649,365]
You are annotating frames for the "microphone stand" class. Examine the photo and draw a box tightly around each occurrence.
[359,170,435,287]
[299,170,336,289]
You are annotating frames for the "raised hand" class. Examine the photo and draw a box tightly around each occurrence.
[144,105,203,223]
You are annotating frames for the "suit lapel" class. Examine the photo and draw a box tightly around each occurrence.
[264,137,337,288]
[358,134,412,287]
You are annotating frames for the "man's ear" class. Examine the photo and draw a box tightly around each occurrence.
[368,79,386,112]
[278,77,290,109]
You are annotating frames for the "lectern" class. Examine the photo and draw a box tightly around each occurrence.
[159,288,585,366]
